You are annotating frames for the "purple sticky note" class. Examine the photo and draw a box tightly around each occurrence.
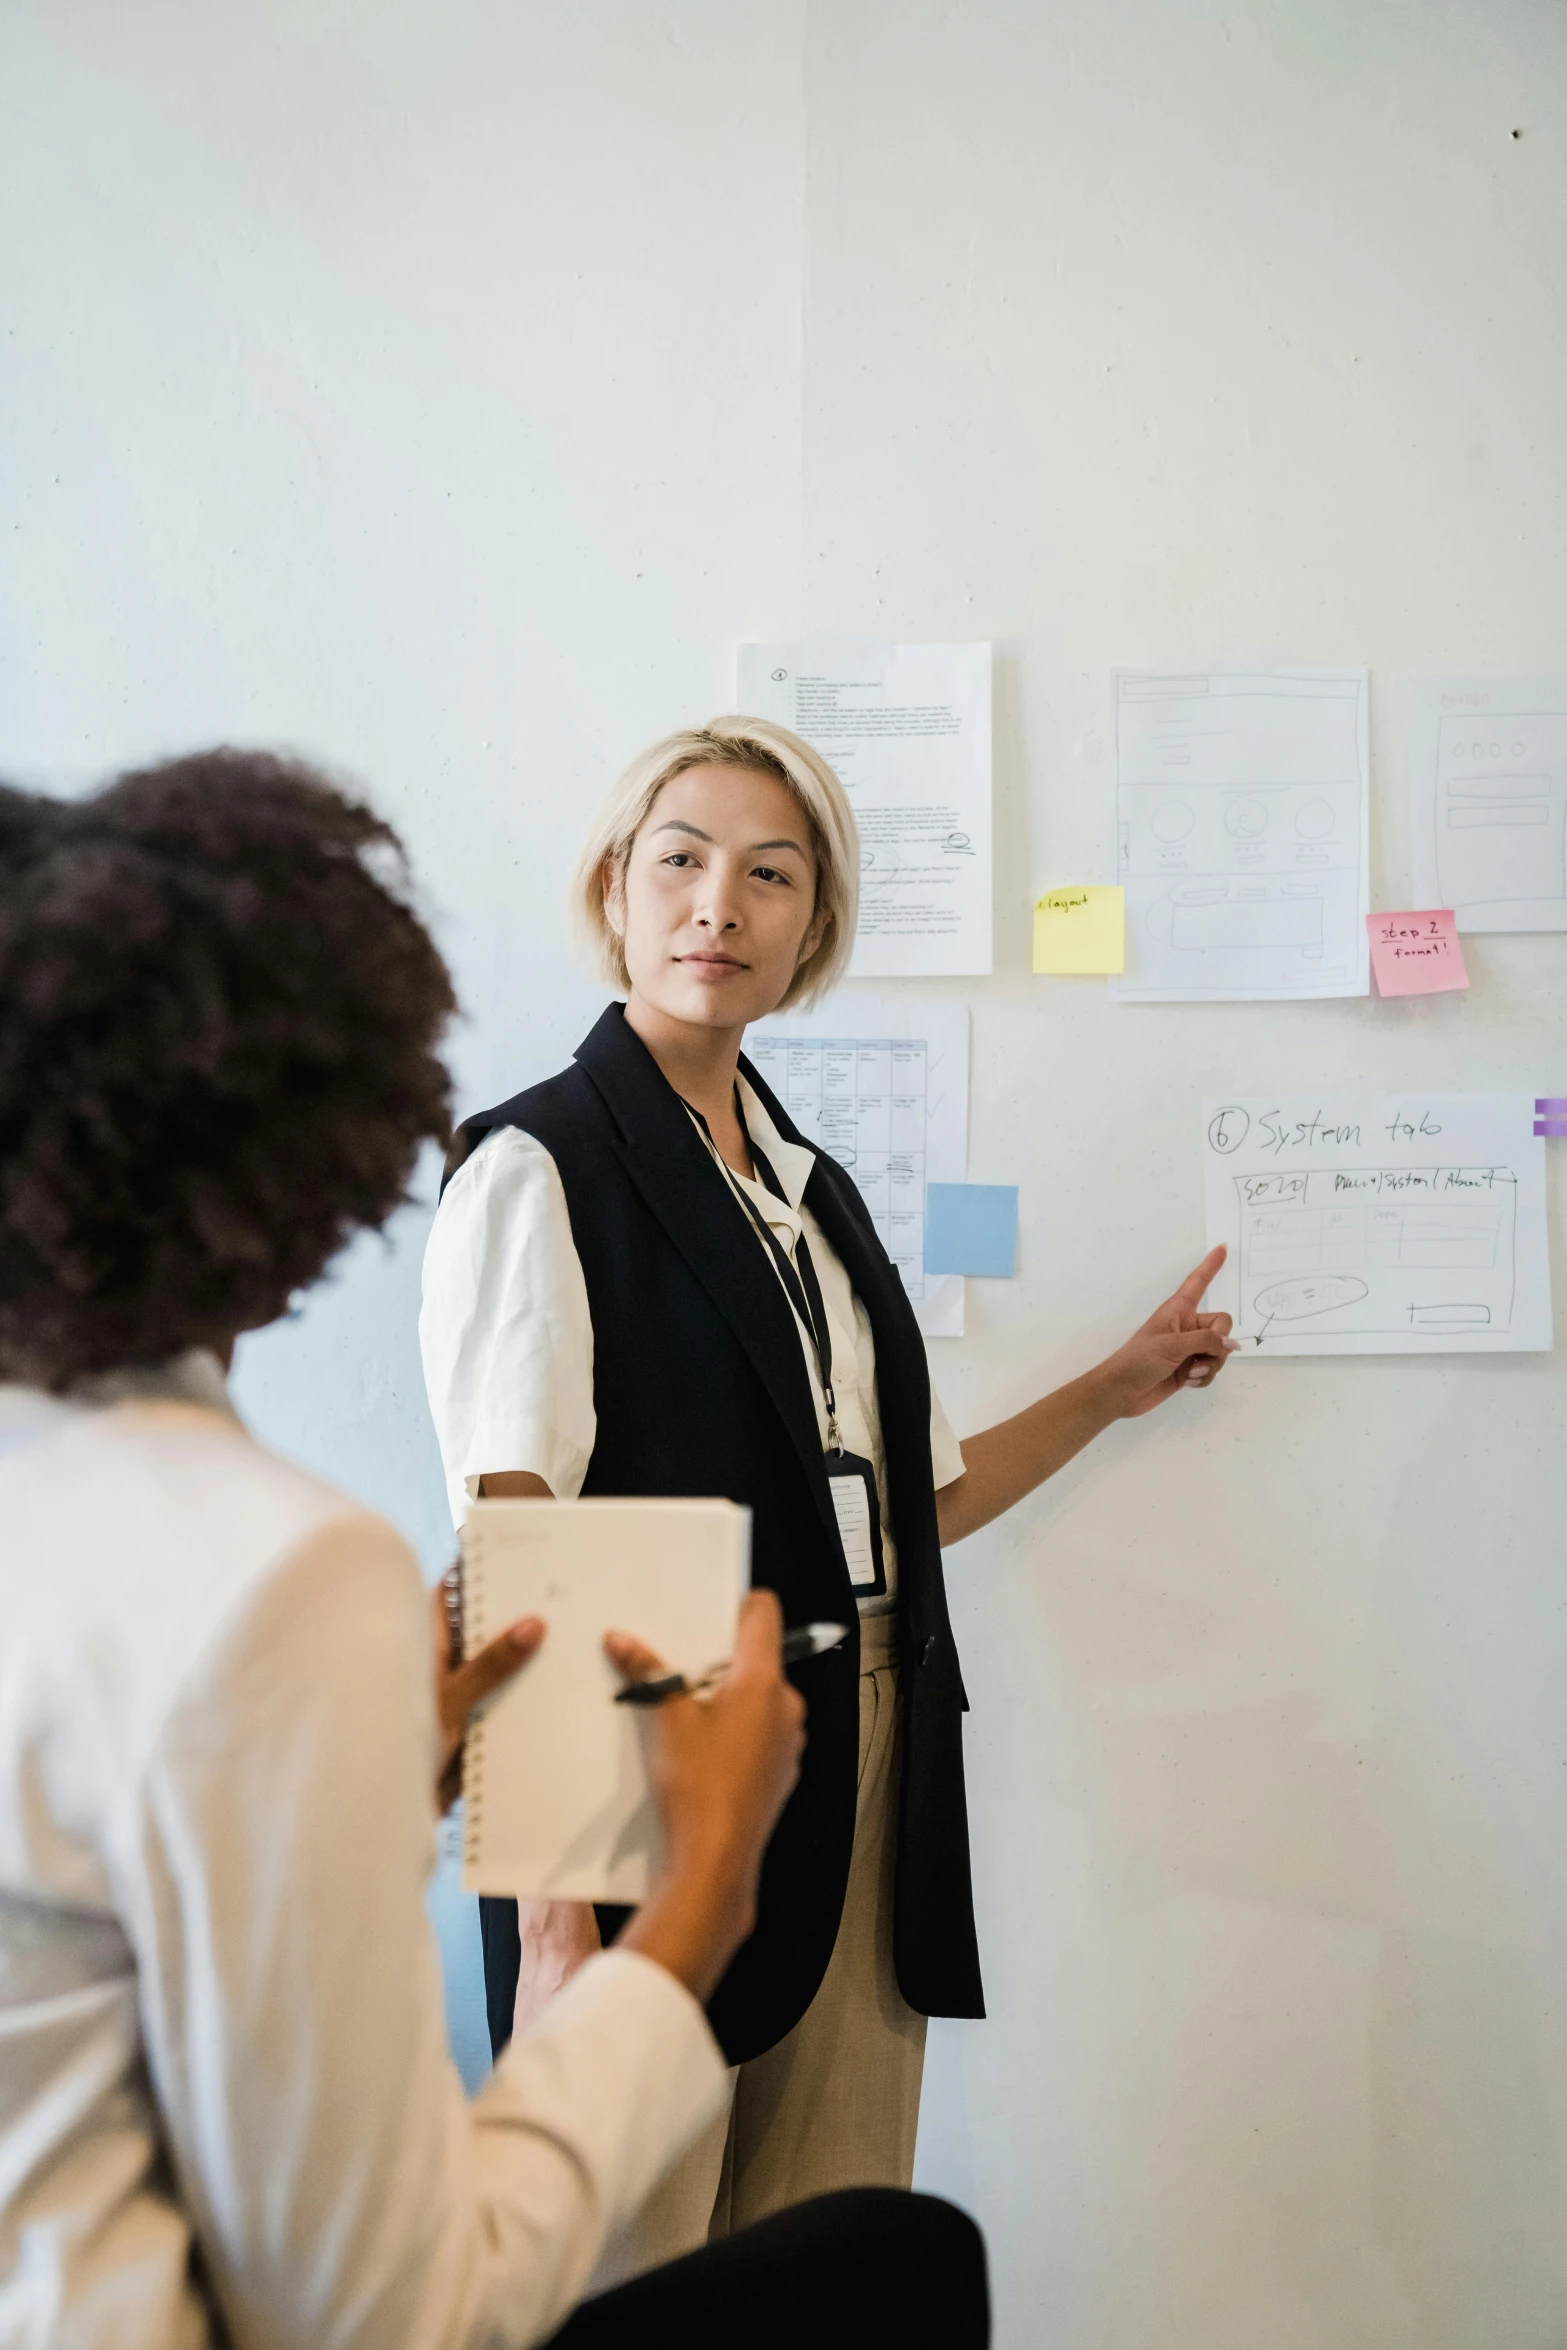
[1536,1099,1567,1115]
[1367,910,1469,997]
[1535,1120,1567,1138]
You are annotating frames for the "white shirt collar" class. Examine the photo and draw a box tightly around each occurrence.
[76,1347,240,1417]
[736,1076,815,1213]
[0,1347,240,1423]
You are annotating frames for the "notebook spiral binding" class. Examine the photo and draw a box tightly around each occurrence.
[461,1526,487,1866]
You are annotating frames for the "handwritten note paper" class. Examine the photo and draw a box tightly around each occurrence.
[1202,1094,1550,1354]
[738,641,993,976]
[1033,886,1125,974]
[1367,910,1469,996]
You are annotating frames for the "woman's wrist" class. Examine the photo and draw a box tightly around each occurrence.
[621,1847,758,2004]
[1069,1357,1125,1430]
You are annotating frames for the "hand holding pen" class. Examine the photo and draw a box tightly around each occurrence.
[604,1591,808,2004]
[614,1620,850,1706]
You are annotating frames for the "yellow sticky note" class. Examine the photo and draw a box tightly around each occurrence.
[1033,886,1125,974]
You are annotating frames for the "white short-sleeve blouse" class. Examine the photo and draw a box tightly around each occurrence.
[419,1076,966,1616]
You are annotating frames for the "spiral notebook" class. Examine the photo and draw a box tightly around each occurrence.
[460,1497,750,1904]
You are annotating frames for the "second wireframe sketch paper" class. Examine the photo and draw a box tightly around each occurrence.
[1409,676,1567,934]
[1111,668,1370,1002]
[1202,1094,1550,1354]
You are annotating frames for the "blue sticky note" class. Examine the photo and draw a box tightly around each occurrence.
[924,1183,1019,1277]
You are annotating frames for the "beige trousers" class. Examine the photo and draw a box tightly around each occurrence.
[593,1613,926,2289]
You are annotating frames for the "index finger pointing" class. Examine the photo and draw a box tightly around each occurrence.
[1174,1243,1226,1306]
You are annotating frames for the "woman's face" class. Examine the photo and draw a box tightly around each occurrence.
[609,763,823,1033]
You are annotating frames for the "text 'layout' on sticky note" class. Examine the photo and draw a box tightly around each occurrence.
[1367,910,1469,997]
[1033,886,1125,974]
[924,1184,1018,1278]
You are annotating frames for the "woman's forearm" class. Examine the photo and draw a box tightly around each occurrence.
[478,1469,553,1499]
[934,1250,1238,1549]
[935,1367,1115,1547]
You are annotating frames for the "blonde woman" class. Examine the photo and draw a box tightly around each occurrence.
[420,716,1236,2265]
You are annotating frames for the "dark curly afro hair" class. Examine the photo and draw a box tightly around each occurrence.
[0,748,455,1388]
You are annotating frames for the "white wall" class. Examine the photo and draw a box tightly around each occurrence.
[4,5,1566,2342]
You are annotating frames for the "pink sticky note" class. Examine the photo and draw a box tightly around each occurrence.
[1367,910,1470,997]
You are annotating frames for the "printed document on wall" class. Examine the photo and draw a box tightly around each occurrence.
[745,993,968,1337]
[738,641,992,976]
[1410,676,1567,933]
[1111,668,1370,1001]
[1203,1094,1550,1354]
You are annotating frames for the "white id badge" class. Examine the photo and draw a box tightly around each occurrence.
[825,1451,886,1598]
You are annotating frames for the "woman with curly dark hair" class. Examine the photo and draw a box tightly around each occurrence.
[0,750,988,2350]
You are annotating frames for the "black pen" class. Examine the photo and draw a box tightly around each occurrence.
[614,1620,850,1706]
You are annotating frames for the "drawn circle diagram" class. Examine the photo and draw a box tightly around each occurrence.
[1294,797,1334,839]
[1224,797,1270,838]
[1206,1105,1250,1153]
[1152,800,1195,843]
[1255,1274,1368,1321]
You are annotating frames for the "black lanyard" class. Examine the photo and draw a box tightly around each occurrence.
[685,1090,889,1598]
[684,1094,844,1453]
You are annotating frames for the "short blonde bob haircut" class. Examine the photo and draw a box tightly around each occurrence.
[572,715,860,1012]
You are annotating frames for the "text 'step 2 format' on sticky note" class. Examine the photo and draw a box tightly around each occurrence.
[1033,886,1125,975]
[1366,910,1469,998]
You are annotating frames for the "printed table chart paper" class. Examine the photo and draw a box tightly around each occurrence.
[739,640,993,977]
[1202,1094,1551,1354]
[1034,886,1125,973]
[1367,910,1469,996]
[746,993,969,1337]
[924,1184,1018,1277]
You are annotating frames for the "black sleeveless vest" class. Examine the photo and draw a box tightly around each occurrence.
[447,1004,983,2061]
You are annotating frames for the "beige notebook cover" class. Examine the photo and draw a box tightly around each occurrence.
[460,1497,750,1904]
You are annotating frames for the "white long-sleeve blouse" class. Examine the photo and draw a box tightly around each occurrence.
[0,1355,726,2350]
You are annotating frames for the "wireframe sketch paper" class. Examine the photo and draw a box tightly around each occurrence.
[737,640,993,977]
[1410,677,1567,933]
[1111,669,1370,1001]
[746,993,968,1337]
[1203,1095,1550,1354]
[461,1499,749,1903]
